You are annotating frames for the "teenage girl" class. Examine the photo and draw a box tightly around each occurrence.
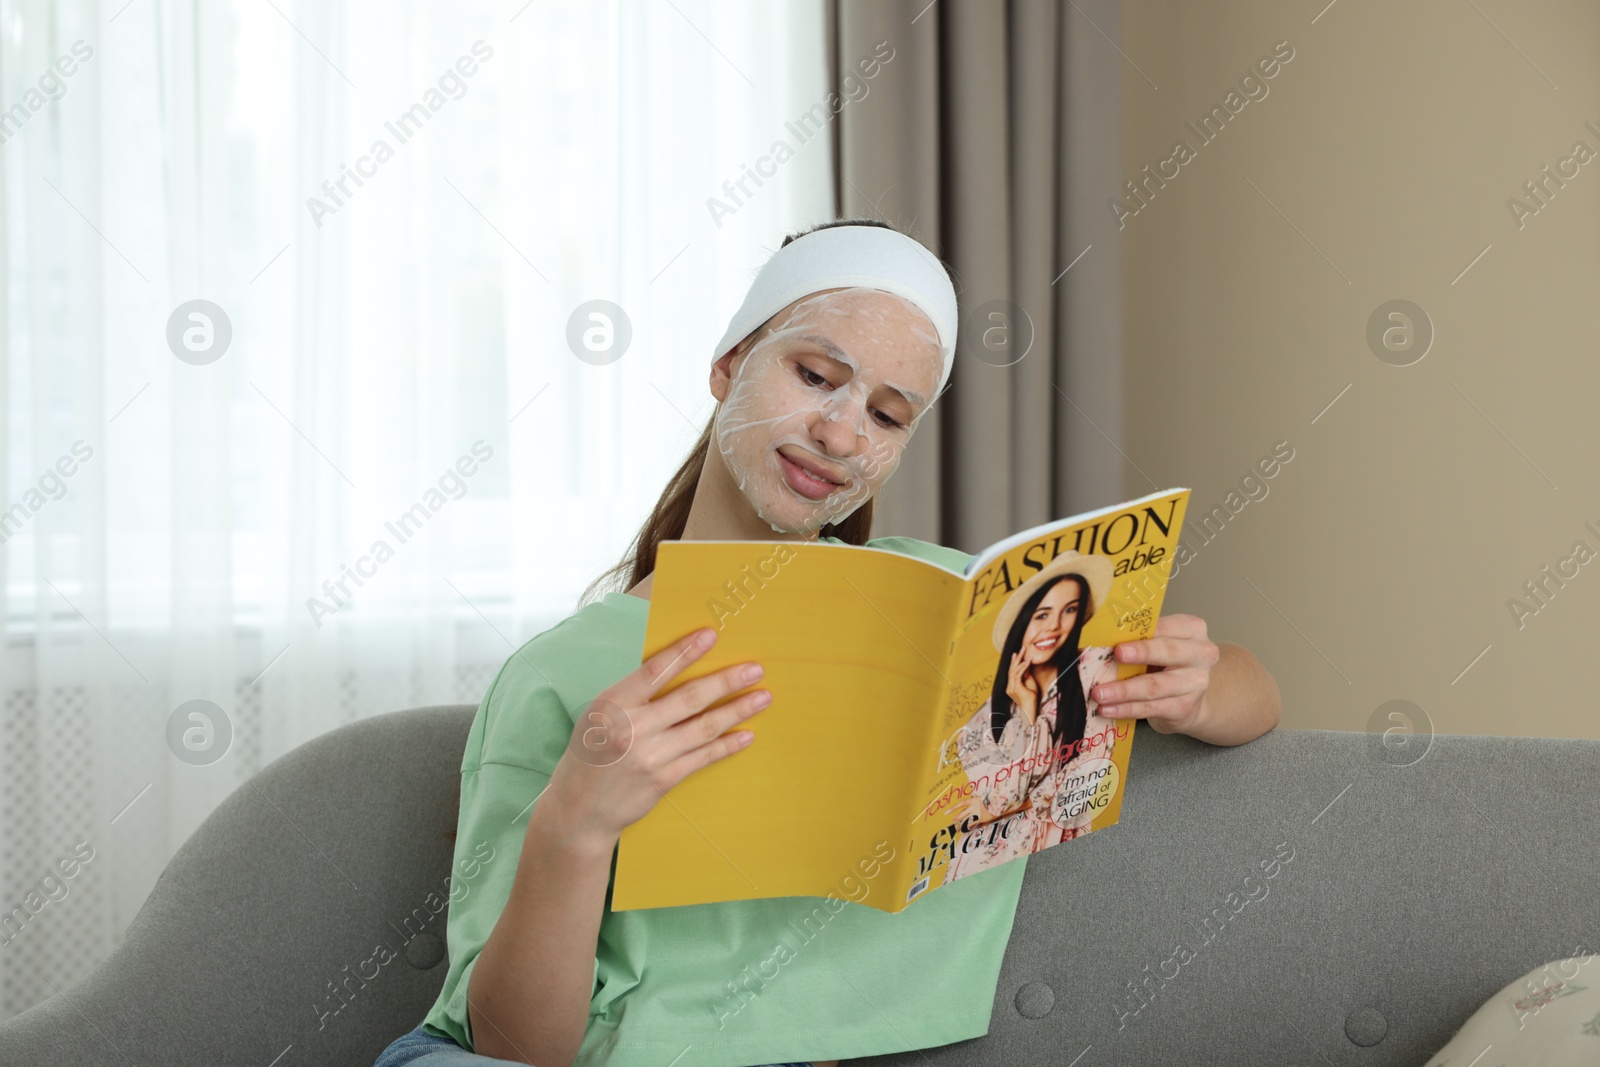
[372,219,1282,1067]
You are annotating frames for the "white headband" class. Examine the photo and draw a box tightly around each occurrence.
[711,224,959,398]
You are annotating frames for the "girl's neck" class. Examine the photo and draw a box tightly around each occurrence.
[625,456,827,602]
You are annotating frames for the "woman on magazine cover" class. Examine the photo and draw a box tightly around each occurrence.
[373,219,1283,1067]
[944,553,1123,884]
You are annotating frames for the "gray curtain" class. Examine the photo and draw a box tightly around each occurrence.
[830,0,1128,555]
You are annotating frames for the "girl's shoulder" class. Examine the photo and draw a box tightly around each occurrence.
[844,534,976,576]
[465,594,647,774]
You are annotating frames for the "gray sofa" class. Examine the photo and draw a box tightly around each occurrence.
[1,704,1594,1066]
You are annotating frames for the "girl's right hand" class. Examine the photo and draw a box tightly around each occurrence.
[546,626,771,845]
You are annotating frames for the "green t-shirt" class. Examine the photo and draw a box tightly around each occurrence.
[420,535,1028,1067]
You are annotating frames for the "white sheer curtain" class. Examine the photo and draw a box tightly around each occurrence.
[0,0,831,1018]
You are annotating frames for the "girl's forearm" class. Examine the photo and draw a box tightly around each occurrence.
[468,779,618,1067]
[1151,641,1281,746]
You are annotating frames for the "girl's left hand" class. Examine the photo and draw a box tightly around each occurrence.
[1090,613,1219,734]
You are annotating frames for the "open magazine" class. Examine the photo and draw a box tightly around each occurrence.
[612,487,1191,914]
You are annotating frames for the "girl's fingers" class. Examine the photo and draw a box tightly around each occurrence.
[657,687,771,766]
[658,709,764,784]
[623,627,719,704]
[647,660,766,729]
[1096,668,1193,705]
[1119,635,1216,668]
[1103,695,1196,722]
[619,628,764,731]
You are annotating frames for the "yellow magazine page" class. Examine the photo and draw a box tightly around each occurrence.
[612,539,963,912]
[901,488,1191,908]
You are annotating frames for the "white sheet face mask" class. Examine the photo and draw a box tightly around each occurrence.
[712,286,945,535]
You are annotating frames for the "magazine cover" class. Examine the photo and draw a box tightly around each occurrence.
[612,487,1190,914]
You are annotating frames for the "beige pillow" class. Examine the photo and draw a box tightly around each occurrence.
[1426,955,1600,1065]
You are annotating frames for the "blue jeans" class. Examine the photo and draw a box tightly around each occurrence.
[372,1023,813,1067]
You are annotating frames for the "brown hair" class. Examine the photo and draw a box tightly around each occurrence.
[444,217,951,847]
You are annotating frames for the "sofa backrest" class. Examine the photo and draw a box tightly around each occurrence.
[2,706,1595,1066]
[865,725,1600,1065]
[0,704,479,1067]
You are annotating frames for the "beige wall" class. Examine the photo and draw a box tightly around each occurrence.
[1119,1,1600,738]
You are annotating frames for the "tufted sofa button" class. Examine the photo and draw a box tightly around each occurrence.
[1014,981,1055,1019]
[1344,1006,1388,1046]
[405,933,446,969]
